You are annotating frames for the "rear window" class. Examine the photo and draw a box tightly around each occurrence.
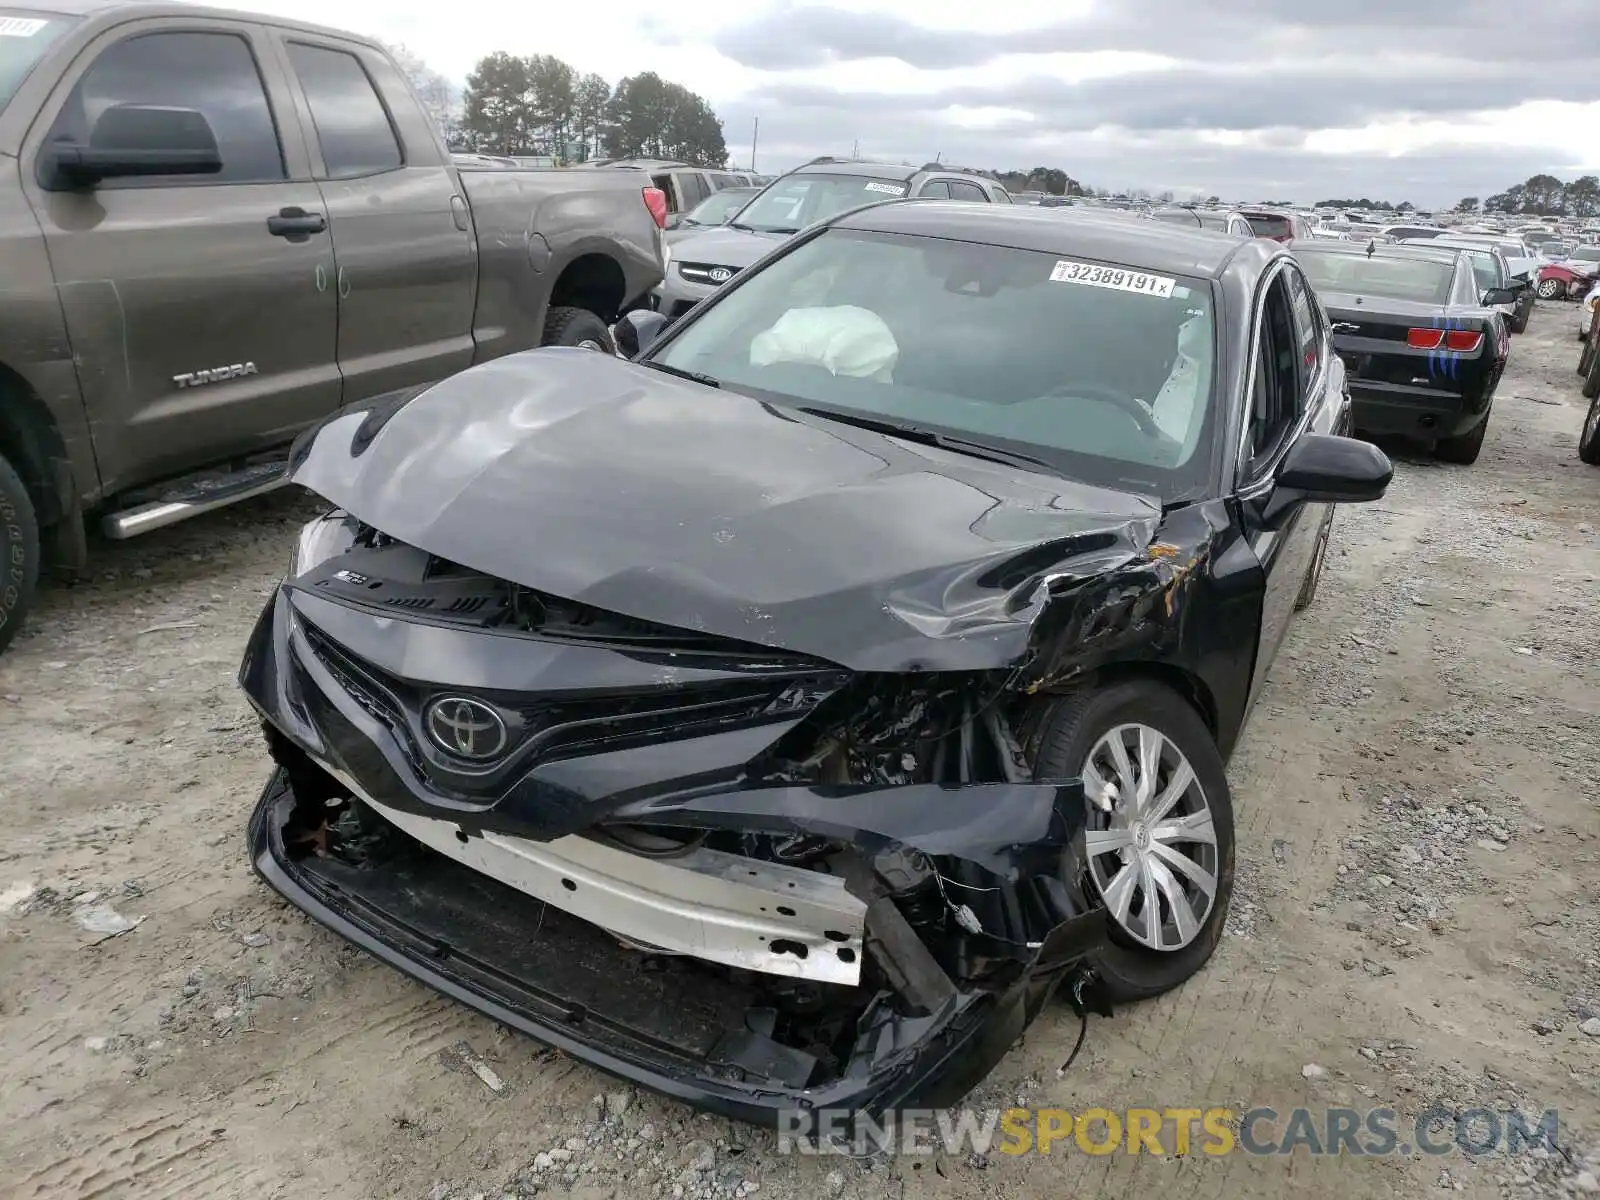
[0,9,75,114]
[1243,214,1293,240]
[1294,248,1456,305]
[730,173,910,235]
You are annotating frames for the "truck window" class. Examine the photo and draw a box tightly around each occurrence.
[286,43,402,178]
[947,180,989,203]
[48,31,284,184]
[1,10,76,115]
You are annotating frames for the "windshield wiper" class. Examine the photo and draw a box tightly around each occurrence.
[764,226,802,235]
[727,222,756,232]
[795,407,1055,472]
[641,360,720,388]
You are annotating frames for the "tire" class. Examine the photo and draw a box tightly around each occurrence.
[1031,680,1235,1003]
[1578,393,1600,466]
[1435,411,1489,464]
[1584,341,1600,400]
[1536,276,1565,301]
[1295,507,1333,611]
[541,306,616,354]
[0,452,40,657]
[1511,308,1529,335]
[1580,335,1597,378]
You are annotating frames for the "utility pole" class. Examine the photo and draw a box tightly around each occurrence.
[751,117,758,171]
[852,138,859,158]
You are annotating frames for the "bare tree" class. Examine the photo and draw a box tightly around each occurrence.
[384,42,457,145]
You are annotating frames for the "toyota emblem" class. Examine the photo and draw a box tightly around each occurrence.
[424,696,509,761]
[708,267,733,284]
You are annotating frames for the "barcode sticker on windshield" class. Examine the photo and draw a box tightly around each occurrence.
[1049,259,1175,298]
[0,16,47,35]
[863,182,907,195]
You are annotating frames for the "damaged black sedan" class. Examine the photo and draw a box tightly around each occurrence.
[239,202,1392,1125]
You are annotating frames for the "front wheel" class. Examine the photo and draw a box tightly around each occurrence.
[541,306,617,354]
[1031,681,1235,1002]
[1536,277,1565,301]
[0,452,40,657]
[1578,393,1600,465]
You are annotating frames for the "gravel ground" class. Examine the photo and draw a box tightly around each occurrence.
[2,306,1598,1200]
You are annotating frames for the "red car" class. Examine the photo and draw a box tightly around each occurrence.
[1235,208,1316,243]
[1535,247,1600,300]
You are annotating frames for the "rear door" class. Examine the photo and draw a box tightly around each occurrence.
[20,16,339,494]
[273,33,476,404]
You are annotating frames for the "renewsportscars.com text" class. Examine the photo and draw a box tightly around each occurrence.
[776,1106,1561,1158]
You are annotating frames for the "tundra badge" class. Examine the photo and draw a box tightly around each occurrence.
[173,362,259,389]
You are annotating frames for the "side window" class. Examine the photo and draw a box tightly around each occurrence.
[678,171,711,208]
[1245,275,1304,471]
[49,31,284,185]
[917,179,950,198]
[286,43,402,179]
[1285,267,1322,381]
[948,180,989,203]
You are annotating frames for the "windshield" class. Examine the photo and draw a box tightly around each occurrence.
[1568,245,1600,263]
[1295,248,1456,304]
[650,228,1219,497]
[0,9,74,113]
[684,189,756,227]
[729,173,911,234]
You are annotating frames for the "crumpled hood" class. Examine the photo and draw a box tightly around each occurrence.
[286,349,1163,671]
[669,225,789,269]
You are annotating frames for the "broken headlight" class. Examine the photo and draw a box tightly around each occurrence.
[287,510,360,580]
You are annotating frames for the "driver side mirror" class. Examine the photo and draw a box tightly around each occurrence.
[1482,286,1518,306]
[44,103,221,189]
[1258,432,1391,529]
[614,309,669,358]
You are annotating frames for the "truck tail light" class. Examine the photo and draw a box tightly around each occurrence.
[642,187,668,229]
[1443,330,1483,353]
[1406,328,1445,349]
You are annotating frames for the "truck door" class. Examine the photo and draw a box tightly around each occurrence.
[19,18,340,496]
[274,34,476,404]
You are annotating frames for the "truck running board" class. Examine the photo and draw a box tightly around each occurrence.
[101,460,291,540]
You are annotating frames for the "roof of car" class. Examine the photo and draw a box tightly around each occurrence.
[790,159,927,181]
[829,201,1268,279]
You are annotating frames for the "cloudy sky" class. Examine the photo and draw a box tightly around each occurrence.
[250,0,1600,206]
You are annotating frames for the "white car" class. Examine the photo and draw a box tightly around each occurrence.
[1581,281,1600,339]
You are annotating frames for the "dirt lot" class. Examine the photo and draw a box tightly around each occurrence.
[2,306,1598,1200]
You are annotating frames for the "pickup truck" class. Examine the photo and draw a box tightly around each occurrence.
[0,0,666,654]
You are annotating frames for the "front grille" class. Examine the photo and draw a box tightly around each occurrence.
[298,618,844,783]
[677,263,740,286]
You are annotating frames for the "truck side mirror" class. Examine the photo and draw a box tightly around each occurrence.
[43,104,222,189]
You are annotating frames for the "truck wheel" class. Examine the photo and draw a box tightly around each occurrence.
[543,306,616,354]
[1578,394,1600,466]
[1585,342,1600,400]
[1435,412,1489,465]
[1031,680,1235,1003]
[0,452,40,656]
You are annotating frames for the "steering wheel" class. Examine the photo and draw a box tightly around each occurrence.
[1035,382,1163,438]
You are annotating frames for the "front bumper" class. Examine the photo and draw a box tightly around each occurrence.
[650,271,722,322]
[241,583,1112,1124]
[250,767,1108,1126]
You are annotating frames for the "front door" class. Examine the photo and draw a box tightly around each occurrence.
[277,35,477,404]
[1239,268,1324,706]
[21,18,339,495]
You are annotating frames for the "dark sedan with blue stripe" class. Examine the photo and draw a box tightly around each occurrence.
[1293,240,1515,464]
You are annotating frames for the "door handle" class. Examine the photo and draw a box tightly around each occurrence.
[267,207,327,242]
